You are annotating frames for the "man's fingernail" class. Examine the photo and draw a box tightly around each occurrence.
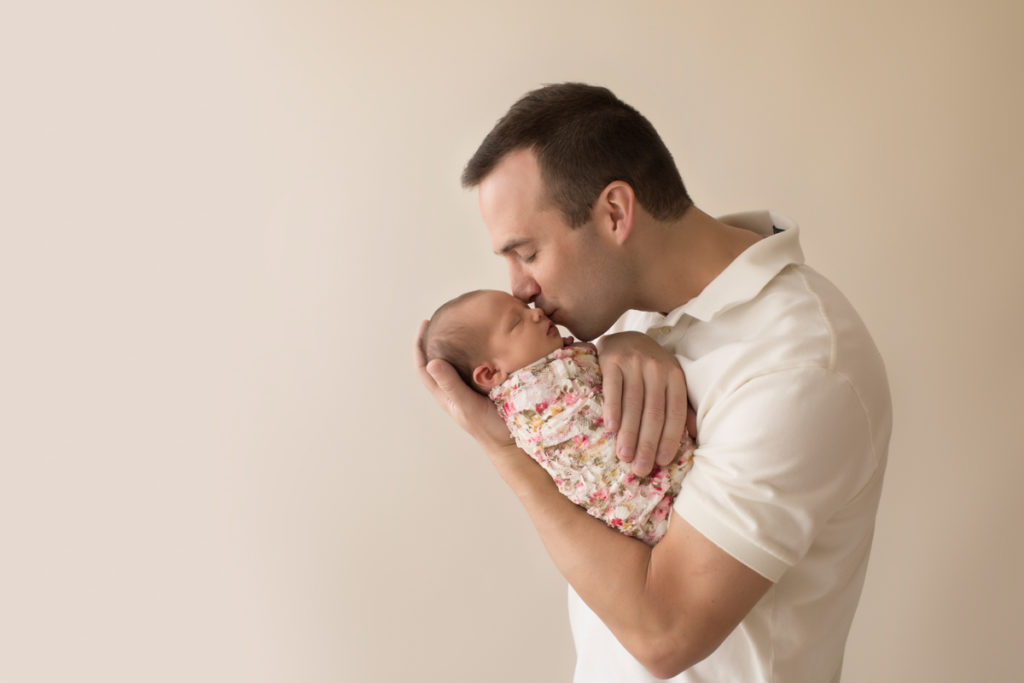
[618,445,633,460]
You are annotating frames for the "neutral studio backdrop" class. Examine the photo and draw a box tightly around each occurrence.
[3,1,1022,681]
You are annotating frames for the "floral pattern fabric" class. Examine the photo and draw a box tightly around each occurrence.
[489,344,694,545]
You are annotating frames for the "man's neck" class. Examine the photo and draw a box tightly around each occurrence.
[630,206,763,315]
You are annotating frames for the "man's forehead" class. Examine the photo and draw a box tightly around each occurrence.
[479,148,544,204]
[478,149,553,246]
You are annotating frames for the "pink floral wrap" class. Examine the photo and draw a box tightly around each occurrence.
[489,345,694,545]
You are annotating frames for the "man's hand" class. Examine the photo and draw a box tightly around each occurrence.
[596,331,695,476]
[414,320,514,450]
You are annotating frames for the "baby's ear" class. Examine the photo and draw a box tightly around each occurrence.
[472,362,505,390]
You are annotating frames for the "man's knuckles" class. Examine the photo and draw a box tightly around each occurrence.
[643,404,667,420]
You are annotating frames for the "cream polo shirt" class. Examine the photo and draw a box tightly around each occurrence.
[568,211,892,683]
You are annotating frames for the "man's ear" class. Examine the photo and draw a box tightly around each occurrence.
[598,181,635,245]
[472,362,506,390]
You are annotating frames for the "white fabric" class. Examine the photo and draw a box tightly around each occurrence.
[568,211,892,683]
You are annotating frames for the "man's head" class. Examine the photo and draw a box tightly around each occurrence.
[462,82,692,228]
[462,83,692,341]
[420,290,566,394]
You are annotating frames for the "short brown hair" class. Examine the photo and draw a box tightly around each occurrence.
[462,82,692,227]
[420,291,489,394]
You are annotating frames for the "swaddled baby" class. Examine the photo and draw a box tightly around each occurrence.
[420,289,694,545]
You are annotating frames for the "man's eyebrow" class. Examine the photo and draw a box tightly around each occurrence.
[496,238,531,256]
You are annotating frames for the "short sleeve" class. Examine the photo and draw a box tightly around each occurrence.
[674,365,879,581]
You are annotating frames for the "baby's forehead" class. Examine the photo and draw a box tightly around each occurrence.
[456,291,509,327]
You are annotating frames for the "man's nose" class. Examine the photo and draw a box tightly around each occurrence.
[510,265,540,303]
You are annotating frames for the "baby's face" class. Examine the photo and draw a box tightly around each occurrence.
[463,290,566,385]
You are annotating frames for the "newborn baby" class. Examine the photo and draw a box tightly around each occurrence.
[420,289,694,545]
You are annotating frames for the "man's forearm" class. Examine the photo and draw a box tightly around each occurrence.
[479,433,777,679]
[481,443,681,668]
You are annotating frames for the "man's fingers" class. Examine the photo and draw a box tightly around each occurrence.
[631,362,669,476]
[415,321,514,449]
[602,363,623,433]
[415,320,441,390]
[596,330,693,474]
[415,320,463,414]
[426,357,465,397]
[414,320,429,368]
[655,369,689,467]
[686,404,698,439]
[615,363,644,466]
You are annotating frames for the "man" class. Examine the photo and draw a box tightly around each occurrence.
[416,83,891,681]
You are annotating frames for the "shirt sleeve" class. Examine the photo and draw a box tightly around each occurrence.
[673,365,880,581]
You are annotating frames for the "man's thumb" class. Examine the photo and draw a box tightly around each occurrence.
[426,358,460,390]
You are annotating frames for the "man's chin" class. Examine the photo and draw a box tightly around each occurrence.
[563,324,603,343]
[560,313,614,343]
[564,327,597,343]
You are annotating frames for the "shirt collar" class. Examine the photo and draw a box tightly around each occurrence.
[657,210,804,325]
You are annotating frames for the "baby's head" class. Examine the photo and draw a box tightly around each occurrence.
[421,290,568,394]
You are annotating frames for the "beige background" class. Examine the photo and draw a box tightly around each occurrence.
[3,1,1022,681]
